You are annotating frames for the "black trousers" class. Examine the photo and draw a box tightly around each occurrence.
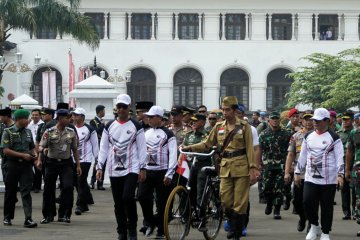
[91,160,106,187]
[341,180,356,216]
[4,160,33,220]
[32,163,43,190]
[293,179,306,221]
[42,159,74,218]
[110,173,139,235]
[76,162,93,208]
[138,170,172,234]
[303,182,336,234]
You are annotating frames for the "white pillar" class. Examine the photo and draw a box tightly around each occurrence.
[291,14,296,40]
[109,12,126,40]
[104,12,108,40]
[174,13,179,40]
[222,13,226,40]
[203,83,219,110]
[156,83,173,110]
[250,84,267,111]
[128,13,132,40]
[245,13,249,40]
[203,12,221,40]
[198,13,203,40]
[315,14,319,40]
[297,13,313,41]
[251,13,267,40]
[151,13,156,40]
[344,13,359,41]
[157,12,173,40]
[337,14,342,40]
[268,14,273,40]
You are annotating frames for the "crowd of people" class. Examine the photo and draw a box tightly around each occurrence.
[1,94,360,240]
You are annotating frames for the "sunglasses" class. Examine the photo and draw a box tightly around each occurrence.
[313,119,325,123]
[116,104,129,109]
[170,112,180,116]
[198,110,207,113]
[208,118,217,120]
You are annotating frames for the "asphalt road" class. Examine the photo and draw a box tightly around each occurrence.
[0,184,359,240]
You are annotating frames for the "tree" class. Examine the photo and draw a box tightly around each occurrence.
[0,0,100,96]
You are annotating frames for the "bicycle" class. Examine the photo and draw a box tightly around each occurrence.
[164,149,223,240]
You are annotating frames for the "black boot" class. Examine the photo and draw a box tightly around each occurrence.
[273,205,281,220]
[230,212,243,240]
[265,202,273,215]
[225,209,234,239]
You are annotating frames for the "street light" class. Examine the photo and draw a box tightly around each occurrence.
[107,68,131,83]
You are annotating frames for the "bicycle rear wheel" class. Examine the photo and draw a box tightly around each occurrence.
[164,185,191,240]
[202,187,223,240]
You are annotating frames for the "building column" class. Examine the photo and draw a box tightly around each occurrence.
[203,12,221,40]
[344,13,359,41]
[109,12,126,40]
[222,13,226,40]
[291,13,296,40]
[151,13,156,40]
[198,13,203,40]
[297,13,313,41]
[268,14,273,40]
[245,13,249,40]
[174,13,179,40]
[203,83,219,110]
[251,13,267,40]
[337,13,343,40]
[250,84,267,111]
[157,82,173,110]
[157,12,173,40]
[104,12,109,40]
[128,13,132,40]
[314,14,319,40]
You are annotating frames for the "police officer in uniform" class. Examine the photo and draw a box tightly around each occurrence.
[182,96,258,240]
[183,106,195,129]
[168,105,191,147]
[2,109,38,227]
[37,108,81,224]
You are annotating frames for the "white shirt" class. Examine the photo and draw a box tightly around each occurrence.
[27,119,44,142]
[250,125,259,147]
[75,124,99,163]
[295,130,344,185]
[97,119,147,177]
[145,127,178,179]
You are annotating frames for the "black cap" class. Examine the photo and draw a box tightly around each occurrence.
[342,111,354,120]
[269,111,280,119]
[191,113,207,121]
[0,107,12,117]
[56,102,69,110]
[41,108,55,116]
[183,106,195,115]
[171,105,184,115]
[56,109,69,117]
[135,101,153,111]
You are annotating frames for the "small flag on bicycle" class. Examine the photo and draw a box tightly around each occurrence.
[176,153,190,179]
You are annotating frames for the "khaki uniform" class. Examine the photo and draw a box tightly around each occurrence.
[168,124,191,147]
[191,118,255,214]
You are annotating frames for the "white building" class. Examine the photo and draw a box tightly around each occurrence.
[1,0,360,112]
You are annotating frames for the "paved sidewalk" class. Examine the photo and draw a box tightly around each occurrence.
[0,184,358,240]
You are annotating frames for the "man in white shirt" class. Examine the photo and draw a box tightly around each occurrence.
[96,94,147,240]
[138,106,177,238]
[72,108,99,216]
[295,108,344,240]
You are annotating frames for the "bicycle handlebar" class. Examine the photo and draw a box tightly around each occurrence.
[179,148,215,157]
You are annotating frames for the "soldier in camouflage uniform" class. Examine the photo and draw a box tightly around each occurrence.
[337,111,356,220]
[345,114,360,237]
[259,111,291,220]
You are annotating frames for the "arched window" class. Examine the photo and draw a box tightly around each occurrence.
[173,68,202,106]
[220,68,249,107]
[266,68,293,111]
[127,67,156,104]
[32,67,62,106]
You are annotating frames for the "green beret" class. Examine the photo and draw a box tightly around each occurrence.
[14,109,30,119]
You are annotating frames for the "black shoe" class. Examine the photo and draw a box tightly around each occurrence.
[273,205,281,220]
[97,186,106,190]
[3,218,12,226]
[82,205,89,212]
[40,217,53,224]
[58,217,65,222]
[64,217,71,223]
[283,197,291,210]
[75,207,83,215]
[55,197,61,204]
[145,226,155,236]
[90,181,95,189]
[357,230,360,237]
[33,189,40,193]
[24,219,37,228]
[226,231,235,239]
[265,203,273,215]
[118,233,127,240]
[297,219,306,232]
[128,229,137,240]
[343,215,351,220]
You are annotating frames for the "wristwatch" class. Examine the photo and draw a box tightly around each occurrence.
[338,174,344,178]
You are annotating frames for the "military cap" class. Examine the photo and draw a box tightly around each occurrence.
[14,109,30,119]
[342,111,354,120]
[183,106,195,115]
[355,113,360,120]
[56,109,69,117]
[269,111,280,119]
[222,96,238,107]
[135,101,153,112]
[191,113,207,121]
[41,108,55,115]
[57,102,69,110]
[336,113,343,118]
[302,110,314,119]
[288,108,299,118]
[0,107,12,116]
[171,105,184,115]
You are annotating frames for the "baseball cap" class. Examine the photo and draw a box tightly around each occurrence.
[73,107,86,116]
[311,108,330,121]
[288,108,299,118]
[116,94,131,105]
[144,106,164,117]
[329,110,337,118]
[191,113,207,121]
[171,105,184,115]
[354,113,360,120]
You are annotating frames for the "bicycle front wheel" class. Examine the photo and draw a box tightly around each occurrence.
[164,185,191,240]
[202,186,223,240]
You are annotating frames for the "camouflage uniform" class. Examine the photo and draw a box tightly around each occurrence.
[182,128,211,206]
[259,127,291,207]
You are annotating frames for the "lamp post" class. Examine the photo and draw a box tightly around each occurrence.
[107,68,132,83]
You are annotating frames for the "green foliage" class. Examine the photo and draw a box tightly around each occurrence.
[287,47,360,111]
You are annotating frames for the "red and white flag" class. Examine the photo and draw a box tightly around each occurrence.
[176,153,190,179]
[68,50,76,108]
[78,67,85,82]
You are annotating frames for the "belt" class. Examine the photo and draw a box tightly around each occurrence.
[48,158,70,162]
[222,149,246,158]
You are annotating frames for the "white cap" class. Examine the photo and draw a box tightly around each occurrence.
[311,108,330,121]
[73,107,86,115]
[116,94,131,105]
[144,106,164,117]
